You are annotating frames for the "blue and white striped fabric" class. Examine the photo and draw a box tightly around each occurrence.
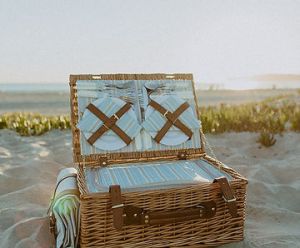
[85,159,232,193]
[142,95,201,146]
[76,79,203,154]
[77,97,142,150]
[143,95,200,132]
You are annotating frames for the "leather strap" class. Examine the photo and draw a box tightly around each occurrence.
[112,201,216,228]
[146,200,216,225]
[108,188,217,230]
[109,185,124,230]
[86,103,132,145]
[148,100,193,143]
[214,177,238,217]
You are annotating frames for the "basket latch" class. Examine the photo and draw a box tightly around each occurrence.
[109,185,124,230]
[214,177,238,217]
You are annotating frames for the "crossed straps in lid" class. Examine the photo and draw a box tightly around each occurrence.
[142,94,201,146]
[86,102,132,145]
[77,97,142,151]
[148,100,193,143]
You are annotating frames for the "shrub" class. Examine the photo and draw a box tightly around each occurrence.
[258,131,276,147]
[0,94,299,136]
[0,113,70,136]
[290,108,300,131]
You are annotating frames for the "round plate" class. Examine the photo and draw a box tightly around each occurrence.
[145,95,194,146]
[81,97,137,151]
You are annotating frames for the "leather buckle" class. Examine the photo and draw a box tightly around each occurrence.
[123,205,145,225]
[113,114,119,120]
[223,196,236,203]
[112,203,124,209]
[103,123,109,130]
[214,177,238,217]
[109,185,124,230]
[163,111,177,123]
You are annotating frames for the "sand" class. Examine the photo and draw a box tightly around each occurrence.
[0,130,299,247]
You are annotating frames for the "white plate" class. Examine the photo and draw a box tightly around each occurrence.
[145,95,195,146]
[80,97,137,151]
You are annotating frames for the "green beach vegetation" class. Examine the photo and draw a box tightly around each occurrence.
[0,94,299,147]
[257,130,277,147]
[0,113,70,136]
[200,94,300,134]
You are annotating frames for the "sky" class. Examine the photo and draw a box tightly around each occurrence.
[0,0,299,88]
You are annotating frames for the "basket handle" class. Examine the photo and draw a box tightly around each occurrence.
[110,185,216,230]
[139,201,216,226]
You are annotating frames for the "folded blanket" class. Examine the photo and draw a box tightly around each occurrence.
[48,168,80,248]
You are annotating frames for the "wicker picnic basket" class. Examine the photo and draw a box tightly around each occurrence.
[69,73,248,247]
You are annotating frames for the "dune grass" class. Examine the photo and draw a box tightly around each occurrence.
[0,113,70,136]
[200,96,300,134]
[0,94,299,137]
[258,131,277,147]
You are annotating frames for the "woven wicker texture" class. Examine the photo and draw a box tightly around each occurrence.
[77,155,247,247]
[69,74,248,247]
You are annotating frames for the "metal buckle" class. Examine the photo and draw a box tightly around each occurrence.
[123,205,145,225]
[112,203,124,209]
[103,123,109,130]
[196,204,205,217]
[163,110,169,117]
[222,196,236,203]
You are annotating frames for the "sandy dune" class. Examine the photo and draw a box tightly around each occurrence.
[0,130,299,247]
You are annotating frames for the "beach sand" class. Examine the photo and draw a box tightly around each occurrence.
[0,130,299,247]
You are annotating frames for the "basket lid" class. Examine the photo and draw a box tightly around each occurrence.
[69,74,205,165]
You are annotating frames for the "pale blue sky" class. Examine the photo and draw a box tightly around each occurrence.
[0,0,299,86]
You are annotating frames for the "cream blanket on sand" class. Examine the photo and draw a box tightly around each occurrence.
[49,168,80,248]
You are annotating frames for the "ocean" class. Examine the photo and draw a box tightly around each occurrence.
[0,83,69,92]
[0,81,299,93]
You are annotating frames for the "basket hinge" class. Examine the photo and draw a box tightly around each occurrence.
[177,151,188,160]
[99,156,108,166]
